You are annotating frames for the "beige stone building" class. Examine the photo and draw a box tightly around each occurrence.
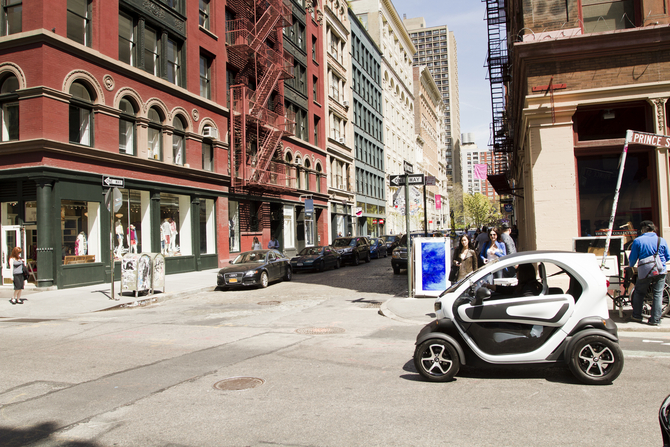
[413,65,447,231]
[489,0,670,251]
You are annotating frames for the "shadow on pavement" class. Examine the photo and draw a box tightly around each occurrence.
[0,421,102,446]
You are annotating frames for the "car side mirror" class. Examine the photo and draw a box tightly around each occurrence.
[471,286,491,306]
[229,260,233,264]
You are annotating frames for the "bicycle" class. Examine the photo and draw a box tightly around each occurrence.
[610,266,670,320]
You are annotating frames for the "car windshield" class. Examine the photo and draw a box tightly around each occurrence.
[370,238,379,245]
[385,236,397,243]
[333,238,355,247]
[233,252,266,264]
[299,247,323,256]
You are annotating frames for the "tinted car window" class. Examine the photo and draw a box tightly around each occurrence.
[333,238,354,247]
[234,252,266,263]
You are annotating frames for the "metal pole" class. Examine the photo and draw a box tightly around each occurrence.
[602,130,632,268]
[423,185,428,234]
[111,209,115,300]
[405,182,412,298]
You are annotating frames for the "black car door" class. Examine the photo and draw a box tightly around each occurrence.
[266,252,279,280]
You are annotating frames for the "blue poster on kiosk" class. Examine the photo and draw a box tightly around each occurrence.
[413,237,450,297]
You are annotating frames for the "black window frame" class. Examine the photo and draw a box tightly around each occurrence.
[118,97,137,155]
[68,81,94,147]
[0,74,19,142]
[2,0,21,36]
[67,0,92,47]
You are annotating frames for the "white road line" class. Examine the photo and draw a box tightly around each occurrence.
[642,340,664,343]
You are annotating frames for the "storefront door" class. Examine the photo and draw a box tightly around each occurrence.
[2,225,25,285]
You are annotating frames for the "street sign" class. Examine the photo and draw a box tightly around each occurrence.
[504,204,514,213]
[389,175,405,186]
[403,161,413,174]
[425,175,436,186]
[102,175,125,188]
[407,174,425,185]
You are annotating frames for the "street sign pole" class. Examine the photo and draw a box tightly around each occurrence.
[405,180,412,298]
[423,185,428,234]
[109,187,123,300]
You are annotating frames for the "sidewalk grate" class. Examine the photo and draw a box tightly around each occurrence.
[213,377,265,391]
[295,327,345,335]
[257,300,281,306]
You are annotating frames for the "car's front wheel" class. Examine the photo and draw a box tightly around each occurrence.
[568,335,624,385]
[414,339,460,382]
[259,271,269,288]
[335,259,341,269]
[366,252,371,263]
[353,254,360,266]
[393,266,400,274]
[284,267,292,281]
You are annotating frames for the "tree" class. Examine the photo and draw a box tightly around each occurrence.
[463,193,502,228]
[447,183,465,229]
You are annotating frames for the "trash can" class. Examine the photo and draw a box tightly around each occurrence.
[149,253,165,294]
[121,253,152,297]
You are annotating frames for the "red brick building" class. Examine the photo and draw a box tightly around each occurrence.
[0,0,327,289]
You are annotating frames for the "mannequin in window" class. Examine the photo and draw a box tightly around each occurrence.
[75,232,87,256]
[161,219,171,254]
[168,218,178,253]
[115,220,124,256]
[128,224,137,254]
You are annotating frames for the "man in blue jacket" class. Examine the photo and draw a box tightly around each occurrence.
[628,220,669,326]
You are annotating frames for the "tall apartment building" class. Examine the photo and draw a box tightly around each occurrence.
[486,0,670,250]
[0,0,328,289]
[413,65,447,231]
[350,0,416,235]
[460,134,498,201]
[322,0,354,241]
[350,8,385,237]
[404,17,460,186]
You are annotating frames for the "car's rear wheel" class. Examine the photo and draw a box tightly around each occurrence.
[259,271,269,288]
[568,335,624,385]
[318,260,325,272]
[414,339,460,382]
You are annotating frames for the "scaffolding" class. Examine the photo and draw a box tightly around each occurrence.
[226,0,296,191]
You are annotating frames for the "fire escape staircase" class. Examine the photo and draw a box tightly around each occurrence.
[227,0,295,189]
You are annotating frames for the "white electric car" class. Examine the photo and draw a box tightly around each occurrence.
[414,251,624,385]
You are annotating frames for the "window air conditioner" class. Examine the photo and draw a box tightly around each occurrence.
[343,100,349,108]
[338,136,345,144]
[202,127,218,139]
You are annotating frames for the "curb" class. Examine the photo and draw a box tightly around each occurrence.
[378,301,432,325]
[98,285,218,311]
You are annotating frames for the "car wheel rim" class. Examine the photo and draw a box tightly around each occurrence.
[420,343,453,376]
[261,273,268,287]
[577,342,615,377]
[287,269,292,280]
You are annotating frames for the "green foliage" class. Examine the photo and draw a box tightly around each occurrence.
[463,193,502,228]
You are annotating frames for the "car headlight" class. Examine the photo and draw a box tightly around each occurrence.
[343,248,353,253]
[392,251,400,259]
[304,260,314,264]
[244,270,257,277]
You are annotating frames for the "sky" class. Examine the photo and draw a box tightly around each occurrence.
[392,0,493,151]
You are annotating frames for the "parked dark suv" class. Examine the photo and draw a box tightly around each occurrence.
[332,236,371,265]
[381,234,402,253]
[391,232,429,274]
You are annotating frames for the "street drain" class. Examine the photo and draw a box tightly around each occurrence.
[296,327,345,335]
[213,377,265,391]
[258,300,281,306]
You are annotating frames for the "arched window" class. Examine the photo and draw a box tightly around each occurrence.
[69,81,93,146]
[119,98,136,155]
[148,107,163,160]
[295,155,302,189]
[0,75,19,142]
[304,158,311,191]
[315,163,322,193]
[172,115,185,165]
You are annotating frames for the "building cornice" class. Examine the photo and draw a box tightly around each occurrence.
[381,0,417,55]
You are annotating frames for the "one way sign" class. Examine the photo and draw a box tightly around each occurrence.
[390,175,405,186]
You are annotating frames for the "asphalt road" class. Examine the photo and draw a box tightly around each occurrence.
[0,257,669,446]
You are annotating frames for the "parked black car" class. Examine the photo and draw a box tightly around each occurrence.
[391,232,428,274]
[217,250,291,289]
[381,234,402,252]
[369,237,388,259]
[332,236,371,265]
[290,246,341,272]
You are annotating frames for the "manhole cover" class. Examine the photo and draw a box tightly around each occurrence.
[213,377,265,391]
[295,327,345,335]
[257,300,281,306]
[359,301,382,308]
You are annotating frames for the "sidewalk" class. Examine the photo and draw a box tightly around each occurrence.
[0,269,220,319]
[380,296,670,332]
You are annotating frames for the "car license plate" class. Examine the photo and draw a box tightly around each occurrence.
[297,263,303,266]
[228,278,238,283]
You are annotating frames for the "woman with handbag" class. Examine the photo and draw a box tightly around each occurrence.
[10,246,25,304]
[452,234,477,282]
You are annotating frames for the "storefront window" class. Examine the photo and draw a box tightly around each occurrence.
[200,198,215,254]
[577,151,653,239]
[283,205,295,248]
[228,200,240,253]
[113,190,149,260]
[61,200,100,263]
[305,217,314,246]
[160,193,191,256]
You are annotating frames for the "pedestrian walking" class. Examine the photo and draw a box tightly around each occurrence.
[475,226,490,254]
[499,223,517,277]
[478,227,507,277]
[252,236,262,250]
[10,247,25,304]
[268,236,279,250]
[628,220,669,326]
[452,234,477,281]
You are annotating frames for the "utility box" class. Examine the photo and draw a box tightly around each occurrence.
[149,253,165,294]
[121,253,152,297]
